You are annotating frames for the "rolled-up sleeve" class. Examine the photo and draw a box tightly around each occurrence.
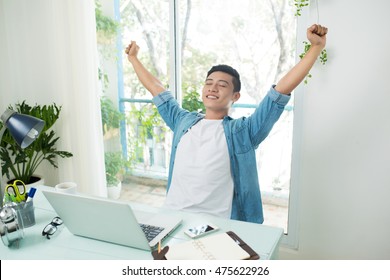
[152,91,174,107]
[269,85,291,106]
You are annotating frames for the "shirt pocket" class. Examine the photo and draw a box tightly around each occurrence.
[231,126,253,154]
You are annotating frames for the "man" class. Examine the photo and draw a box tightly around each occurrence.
[126,24,328,223]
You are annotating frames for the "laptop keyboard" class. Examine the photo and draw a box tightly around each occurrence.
[139,223,165,242]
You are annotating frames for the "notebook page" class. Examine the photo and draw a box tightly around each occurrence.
[165,232,250,260]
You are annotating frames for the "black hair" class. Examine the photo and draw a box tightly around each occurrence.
[206,64,241,92]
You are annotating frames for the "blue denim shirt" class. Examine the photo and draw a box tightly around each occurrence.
[152,86,291,223]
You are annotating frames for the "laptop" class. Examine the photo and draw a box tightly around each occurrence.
[42,190,182,251]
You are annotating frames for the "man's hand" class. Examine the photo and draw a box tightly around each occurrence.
[125,41,140,62]
[307,24,328,48]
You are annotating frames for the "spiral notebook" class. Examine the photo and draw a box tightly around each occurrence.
[156,231,259,260]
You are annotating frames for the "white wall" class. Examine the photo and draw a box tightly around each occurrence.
[281,0,390,259]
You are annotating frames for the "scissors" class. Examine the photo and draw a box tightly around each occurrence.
[5,180,27,203]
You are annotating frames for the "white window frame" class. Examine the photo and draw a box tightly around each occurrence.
[280,10,311,249]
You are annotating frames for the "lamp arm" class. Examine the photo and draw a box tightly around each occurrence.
[0,125,6,204]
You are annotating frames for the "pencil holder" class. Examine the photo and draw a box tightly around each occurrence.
[0,204,25,246]
[12,200,36,228]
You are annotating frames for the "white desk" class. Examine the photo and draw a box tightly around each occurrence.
[0,186,283,260]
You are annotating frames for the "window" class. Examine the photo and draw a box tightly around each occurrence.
[98,0,297,246]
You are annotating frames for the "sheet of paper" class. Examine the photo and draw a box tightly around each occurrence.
[165,232,250,260]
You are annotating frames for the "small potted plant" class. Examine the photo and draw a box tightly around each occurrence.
[100,96,132,199]
[0,101,73,185]
[105,151,129,199]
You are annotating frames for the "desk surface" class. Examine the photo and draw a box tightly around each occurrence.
[0,186,283,260]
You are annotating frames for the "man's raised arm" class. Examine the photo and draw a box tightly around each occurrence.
[125,41,166,97]
[275,24,328,95]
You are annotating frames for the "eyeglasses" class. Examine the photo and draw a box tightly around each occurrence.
[42,216,63,239]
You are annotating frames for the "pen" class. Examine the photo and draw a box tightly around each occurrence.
[158,240,161,254]
[26,187,37,203]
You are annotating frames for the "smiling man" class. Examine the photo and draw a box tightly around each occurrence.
[126,24,328,223]
[202,65,241,119]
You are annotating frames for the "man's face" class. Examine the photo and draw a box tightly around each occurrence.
[202,71,240,115]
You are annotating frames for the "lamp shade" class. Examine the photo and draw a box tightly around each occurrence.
[1,109,45,149]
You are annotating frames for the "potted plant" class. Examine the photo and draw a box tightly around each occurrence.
[105,151,129,199]
[0,101,73,185]
[100,96,132,199]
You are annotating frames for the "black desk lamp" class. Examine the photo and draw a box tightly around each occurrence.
[0,109,45,202]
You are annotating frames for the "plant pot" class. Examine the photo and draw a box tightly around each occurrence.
[7,175,45,188]
[107,181,122,200]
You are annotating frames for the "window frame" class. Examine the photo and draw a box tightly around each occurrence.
[113,0,302,249]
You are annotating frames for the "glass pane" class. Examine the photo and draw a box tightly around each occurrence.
[179,0,296,232]
[120,0,171,178]
[120,0,170,99]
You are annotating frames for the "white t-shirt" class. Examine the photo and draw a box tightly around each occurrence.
[164,119,234,218]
